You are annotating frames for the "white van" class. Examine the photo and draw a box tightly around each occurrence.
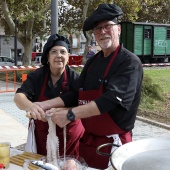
[0,56,15,66]
[0,56,23,66]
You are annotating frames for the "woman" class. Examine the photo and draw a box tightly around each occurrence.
[14,34,85,157]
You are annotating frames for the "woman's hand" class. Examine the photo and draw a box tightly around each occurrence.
[34,101,49,111]
[35,97,65,110]
[26,103,46,120]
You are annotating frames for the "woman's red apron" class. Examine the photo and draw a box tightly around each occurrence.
[79,45,132,169]
[34,69,85,157]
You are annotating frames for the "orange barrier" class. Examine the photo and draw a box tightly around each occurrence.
[22,74,28,83]
[0,65,84,93]
[0,66,40,93]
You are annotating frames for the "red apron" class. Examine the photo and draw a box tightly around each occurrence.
[79,45,132,169]
[34,69,85,157]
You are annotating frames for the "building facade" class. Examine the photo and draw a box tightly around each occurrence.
[0,35,24,62]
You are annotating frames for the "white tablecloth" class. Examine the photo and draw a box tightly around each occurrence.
[7,163,24,170]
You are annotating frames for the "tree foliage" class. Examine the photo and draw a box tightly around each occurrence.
[58,0,169,57]
[0,0,51,65]
[137,0,170,23]
[0,0,170,65]
[58,0,113,56]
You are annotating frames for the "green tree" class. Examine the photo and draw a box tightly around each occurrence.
[0,0,168,66]
[58,0,113,57]
[58,0,161,57]
[137,0,170,23]
[0,0,51,65]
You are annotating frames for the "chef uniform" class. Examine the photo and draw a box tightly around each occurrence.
[61,4,143,169]
[16,34,85,157]
[78,45,134,169]
[34,68,84,156]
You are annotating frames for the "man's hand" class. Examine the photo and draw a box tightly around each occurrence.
[46,108,70,127]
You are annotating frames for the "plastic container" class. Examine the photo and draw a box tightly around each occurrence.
[0,142,10,168]
[0,163,4,169]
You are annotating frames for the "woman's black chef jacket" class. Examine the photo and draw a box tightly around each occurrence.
[60,44,143,132]
[15,65,83,156]
[16,65,79,104]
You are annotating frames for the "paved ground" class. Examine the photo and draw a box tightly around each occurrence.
[1,91,170,148]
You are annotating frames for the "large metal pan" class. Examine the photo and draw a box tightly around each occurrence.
[97,136,170,170]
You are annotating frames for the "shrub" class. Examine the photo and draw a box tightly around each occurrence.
[141,74,164,102]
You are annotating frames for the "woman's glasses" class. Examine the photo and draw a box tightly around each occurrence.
[49,49,67,56]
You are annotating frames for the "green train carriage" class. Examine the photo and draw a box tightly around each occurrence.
[120,22,170,63]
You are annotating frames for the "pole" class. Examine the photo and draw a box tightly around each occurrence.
[51,0,58,34]
[14,19,17,66]
[0,35,1,56]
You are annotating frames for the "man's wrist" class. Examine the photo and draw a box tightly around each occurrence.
[67,109,75,122]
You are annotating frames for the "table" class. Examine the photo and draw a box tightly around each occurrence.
[7,163,98,170]
[9,148,99,170]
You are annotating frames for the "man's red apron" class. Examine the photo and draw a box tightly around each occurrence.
[79,45,132,169]
[34,69,85,157]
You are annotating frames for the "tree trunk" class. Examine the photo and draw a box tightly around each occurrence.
[83,31,93,63]
[82,0,90,63]
[22,41,33,66]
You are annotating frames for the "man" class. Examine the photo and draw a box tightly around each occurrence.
[33,3,143,169]
[86,45,95,60]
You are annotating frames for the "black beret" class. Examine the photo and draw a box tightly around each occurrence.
[83,3,123,31]
[41,34,70,65]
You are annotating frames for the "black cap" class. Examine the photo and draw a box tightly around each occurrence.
[41,34,70,65]
[83,3,123,31]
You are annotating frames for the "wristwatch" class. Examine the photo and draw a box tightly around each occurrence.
[67,109,75,122]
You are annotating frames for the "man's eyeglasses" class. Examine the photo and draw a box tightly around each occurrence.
[49,49,67,56]
[93,23,117,35]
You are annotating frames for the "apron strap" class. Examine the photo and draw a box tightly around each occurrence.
[39,71,49,100]
[62,69,68,92]
[103,45,120,78]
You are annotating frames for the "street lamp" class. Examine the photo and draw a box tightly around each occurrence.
[51,0,58,34]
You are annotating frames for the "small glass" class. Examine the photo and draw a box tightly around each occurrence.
[0,142,10,168]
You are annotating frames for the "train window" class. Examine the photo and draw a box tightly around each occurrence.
[167,29,170,39]
[144,29,151,39]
